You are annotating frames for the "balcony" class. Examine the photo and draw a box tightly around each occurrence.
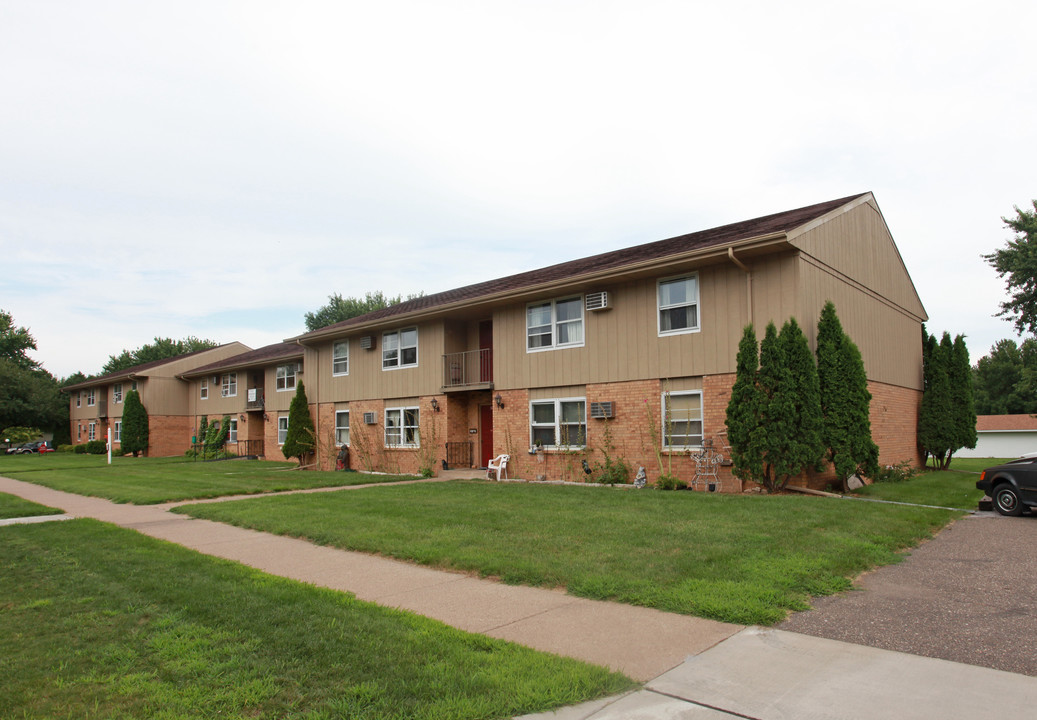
[246,387,265,411]
[96,402,108,419]
[442,349,493,391]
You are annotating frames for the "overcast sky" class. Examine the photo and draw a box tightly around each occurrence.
[2,1,1035,378]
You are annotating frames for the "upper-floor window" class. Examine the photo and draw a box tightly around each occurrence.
[131,380,138,392]
[277,416,289,444]
[221,373,237,397]
[332,341,349,376]
[662,391,703,449]
[112,383,123,404]
[658,275,699,335]
[530,398,586,449]
[87,389,96,407]
[200,378,208,400]
[527,297,584,351]
[385,407,419,447]
[276,364,297,392]
[76,392,82,408]
[335,410,350,446]
[383,328,418,370]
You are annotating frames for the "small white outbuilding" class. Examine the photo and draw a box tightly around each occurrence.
[954,414,1037,459]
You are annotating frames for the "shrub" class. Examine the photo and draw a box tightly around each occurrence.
[655,474,688,491]
[85,440,107,455]
[57,444,74,453]
[112,447,125,457]
[73,444,88,454]
[870,461,919,484]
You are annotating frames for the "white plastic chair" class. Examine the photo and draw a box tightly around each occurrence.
[487,454,510,481]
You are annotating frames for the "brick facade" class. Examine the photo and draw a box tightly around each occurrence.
[148,415,194,457]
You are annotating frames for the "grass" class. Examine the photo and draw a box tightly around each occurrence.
[0,453,422,504]
[853,458,1007,509]
[0,519,634,720]
[0,491,63,519]
[176,480,960,625]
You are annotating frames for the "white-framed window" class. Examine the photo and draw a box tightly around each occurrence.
[276,364,297,392]
[221,373,237,398]
[77,424,82,440]
[76,392,81,408]
[335,410,350,446]
[658,274,699,335]
[200,379,208,400]
[383,328,418,369]
[113,421,122,442]
[228,418,238,443]
[663,391,704,449]
[87,389,96,407]
[527,297,584,351]
[530,398,586,449]
[385,407,420,447]
[277,416,288,445]
[332,340,349,376]
[112,383,123,404]
[131,380,138,392]
[88,422,96,441]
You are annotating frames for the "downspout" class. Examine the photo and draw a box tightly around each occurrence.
[727,247,753,327]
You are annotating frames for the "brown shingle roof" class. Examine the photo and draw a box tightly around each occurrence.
[181,342,304,377]
[976,415,1037,432]
[64,345,241,390]
[298,192,869,339]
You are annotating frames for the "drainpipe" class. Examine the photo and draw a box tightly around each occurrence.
[727,247,753,327]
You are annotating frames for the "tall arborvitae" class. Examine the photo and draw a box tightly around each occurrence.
[918,330,954,467]
[756,322,796,491]
[815,301,878,485]
[121,389,149,457]
[282,381,315,466]
[778,318,827,482]
[726,325,762,484]
[949,334,978,464]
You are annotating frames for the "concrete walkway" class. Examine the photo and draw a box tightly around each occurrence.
[3,475,1037,718]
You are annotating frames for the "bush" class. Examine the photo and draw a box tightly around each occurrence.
[655,474,688,491]
[85,440,107,455]
[594,455,631,485]
[112,447,125,457]
[57,444,74,453]
[870,460,919,483]
[73,444,88,454]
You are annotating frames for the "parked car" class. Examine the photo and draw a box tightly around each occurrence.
[4,440,48,455]
[977,457,1037,516]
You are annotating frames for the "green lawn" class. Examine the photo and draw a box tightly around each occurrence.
[176,480,960,625]
[0,491,63,519]
[0,454,420,504]
[853,459,1006,509]
[1,520,633,720]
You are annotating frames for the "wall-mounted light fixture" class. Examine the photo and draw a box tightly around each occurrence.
[238,414,245,422]
[430,398,440,412]
[494,393,504,409]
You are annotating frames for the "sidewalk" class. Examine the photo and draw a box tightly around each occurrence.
[4,475,1037,718]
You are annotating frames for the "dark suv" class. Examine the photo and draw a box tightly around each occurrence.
[977,457,1037,516]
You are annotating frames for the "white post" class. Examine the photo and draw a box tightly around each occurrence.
[107,427,112,465]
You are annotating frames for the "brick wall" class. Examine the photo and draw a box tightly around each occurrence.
[869,381,923,468]
[148,415,194,457]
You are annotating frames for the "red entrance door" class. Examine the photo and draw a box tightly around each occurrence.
[480,404,494,467]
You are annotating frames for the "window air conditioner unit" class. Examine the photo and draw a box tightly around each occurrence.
[585,291,610,311]
[363,412,377,425]
[360,336,374,350]
[590,401,614,419]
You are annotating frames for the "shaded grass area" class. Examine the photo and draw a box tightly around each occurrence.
[177,481,959,625]
[0,491,63,519]
[0,520,633,720]
[0,454,415,504]
[853,461,1007,509]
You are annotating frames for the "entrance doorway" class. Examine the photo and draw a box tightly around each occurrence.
[479,404,494,467]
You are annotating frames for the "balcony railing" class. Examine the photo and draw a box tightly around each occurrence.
[443,349,493,390]
[246,387,265,411]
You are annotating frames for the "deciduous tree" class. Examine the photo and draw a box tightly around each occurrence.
[304,291,425,332]
[983,200,1037,334]
[102,337,218,375]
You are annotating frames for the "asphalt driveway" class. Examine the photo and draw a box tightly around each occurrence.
[779,511,1037,677]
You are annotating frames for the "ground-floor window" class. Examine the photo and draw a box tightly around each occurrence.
[228,418,238,443]
[385,407,419,447]
[277,416,288,444]
[88,422,96,441]
[663,391,703,449]
[530,398,586,449]
[113,421,122,442]
[336,410,350,446]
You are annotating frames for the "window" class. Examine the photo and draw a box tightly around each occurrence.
[76,393,81,408]
[87,389,96,407]
[112,383,123,404]
[77,424,82,440]
[131,380,138,392]
[276,364,297,391]
[385,407,419,447]
[663,391,703,449]
[113,421,122,442]
[335,410,350,446]
[530,399,586,448]
[383,328,418,369]
[228,418,238,443]
[200,379,208,400]
[658,275,699,335]
[88,422,96,441]
[527,297,584,351]
[221,373,237,397]
[277,416,288,445]
[332,340,349,375]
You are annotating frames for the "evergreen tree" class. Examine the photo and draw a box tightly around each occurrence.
[726,325,762,484]
[778,318,827,480]
[755,322,796,491]
[815,302,878,485]
[947,335,977,467]
[282,381,315,465]
[918,330,956,468]
[121,389,149,457]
